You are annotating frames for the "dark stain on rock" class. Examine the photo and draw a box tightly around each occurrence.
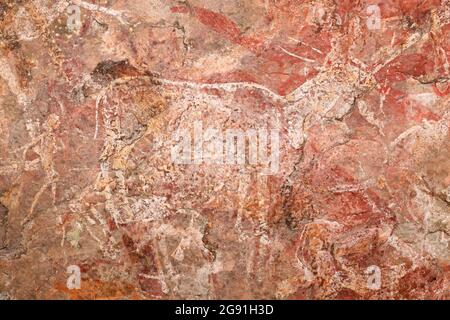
[0,34,21,51]
[0,203,8,249]
[91,60,141,84]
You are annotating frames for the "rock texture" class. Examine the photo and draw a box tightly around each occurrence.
[0,0,449,299]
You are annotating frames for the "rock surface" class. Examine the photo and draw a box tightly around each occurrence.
[0,0,449,299]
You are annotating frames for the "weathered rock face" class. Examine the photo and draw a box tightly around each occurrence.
[0,0,449,300]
